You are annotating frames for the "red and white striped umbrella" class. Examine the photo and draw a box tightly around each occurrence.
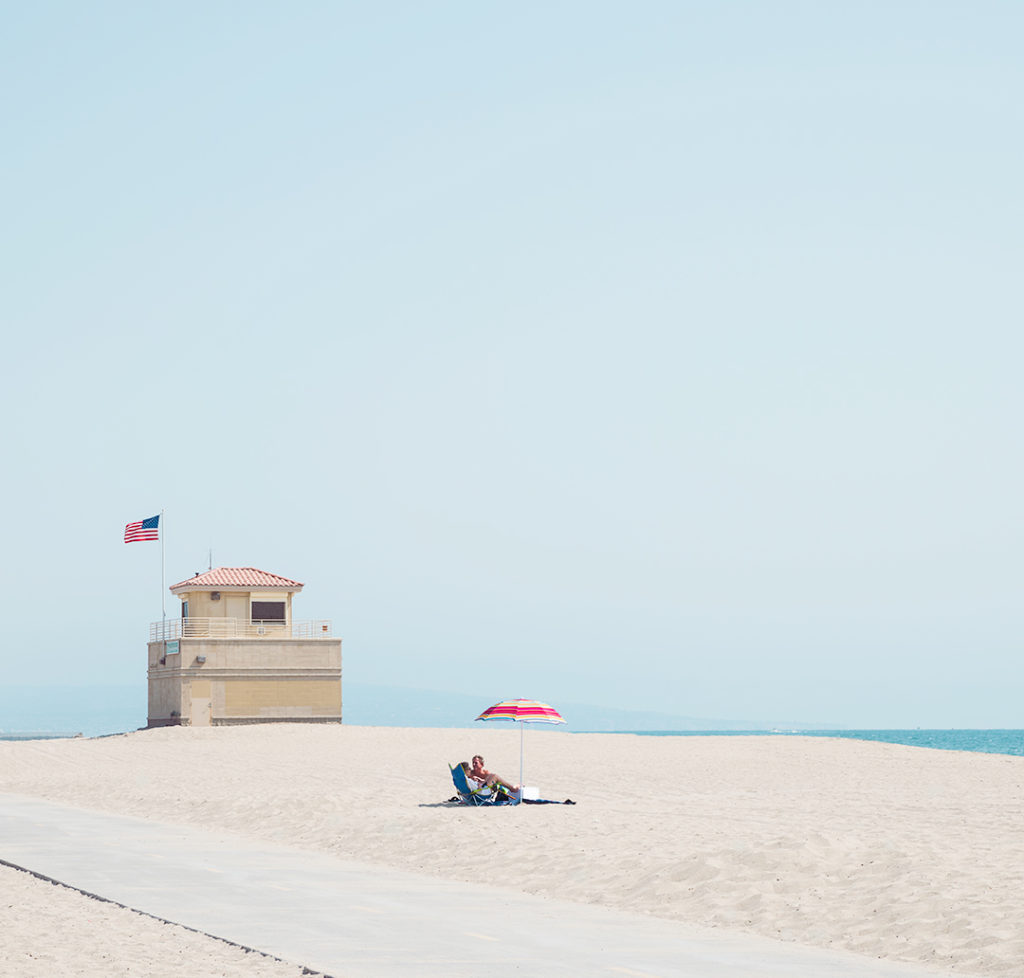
[475,699,566,794]
[475,699,565,724]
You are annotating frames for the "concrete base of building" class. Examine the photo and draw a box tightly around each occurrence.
[211,716,343,726]
[147,716,343,728]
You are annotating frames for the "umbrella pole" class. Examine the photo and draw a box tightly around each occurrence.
[519,720,524,802]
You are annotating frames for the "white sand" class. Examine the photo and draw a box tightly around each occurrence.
[0,863,312,978]
[1,725,1021,976]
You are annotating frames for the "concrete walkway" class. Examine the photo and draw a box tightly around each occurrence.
[0,792,966,978]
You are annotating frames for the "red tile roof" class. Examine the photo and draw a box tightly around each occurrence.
[169,567,305,591]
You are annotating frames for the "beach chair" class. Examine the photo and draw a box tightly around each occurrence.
[449,764,519,806]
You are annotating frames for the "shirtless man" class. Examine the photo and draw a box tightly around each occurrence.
[471,755,518,793]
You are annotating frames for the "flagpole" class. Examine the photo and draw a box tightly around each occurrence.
[161,509,166,622]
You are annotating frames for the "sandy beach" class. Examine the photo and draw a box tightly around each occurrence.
[0,725,1021,977]
[0,860,311,978]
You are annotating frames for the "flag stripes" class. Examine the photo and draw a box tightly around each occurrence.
[124,514,160,543]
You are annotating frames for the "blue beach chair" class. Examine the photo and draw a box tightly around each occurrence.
[449,764,519,806]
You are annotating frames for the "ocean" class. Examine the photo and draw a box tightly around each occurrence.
[619,729,1024,757]
[0,732,85,741]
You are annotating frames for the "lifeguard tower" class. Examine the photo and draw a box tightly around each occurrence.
[147,567,342,727]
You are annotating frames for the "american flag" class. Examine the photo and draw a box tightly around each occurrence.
[124,514,160,543]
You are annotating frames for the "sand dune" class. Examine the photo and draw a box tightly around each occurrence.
[1,725,1021,976]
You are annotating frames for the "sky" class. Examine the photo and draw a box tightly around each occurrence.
[2,2,1021,729]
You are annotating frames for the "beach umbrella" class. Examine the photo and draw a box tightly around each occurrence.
[475,699,566,796]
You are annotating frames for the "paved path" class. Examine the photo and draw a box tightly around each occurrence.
[0,792,965,978]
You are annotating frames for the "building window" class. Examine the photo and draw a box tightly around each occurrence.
[251,601,285,622]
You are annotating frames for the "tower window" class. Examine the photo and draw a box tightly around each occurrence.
[251,601,285,622]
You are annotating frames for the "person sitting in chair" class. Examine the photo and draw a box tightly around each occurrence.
[458,761,483,789]
[471,755,519,794]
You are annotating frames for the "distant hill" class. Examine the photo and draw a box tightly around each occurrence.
[0,684,146,738]
[0,681,837,737]
[342,682,836,732]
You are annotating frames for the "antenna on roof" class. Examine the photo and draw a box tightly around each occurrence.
[208,547,212,571]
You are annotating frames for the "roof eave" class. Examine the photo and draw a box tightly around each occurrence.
[169,583,304,594]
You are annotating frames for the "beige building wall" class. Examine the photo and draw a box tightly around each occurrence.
[147,636,342,727]
[147,641,185,724]
[180,589,296,622]
[222,679,341,718]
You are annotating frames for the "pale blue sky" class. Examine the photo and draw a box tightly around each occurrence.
[2,3,1021,727]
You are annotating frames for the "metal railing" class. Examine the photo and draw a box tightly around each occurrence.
[150,618,333,642]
